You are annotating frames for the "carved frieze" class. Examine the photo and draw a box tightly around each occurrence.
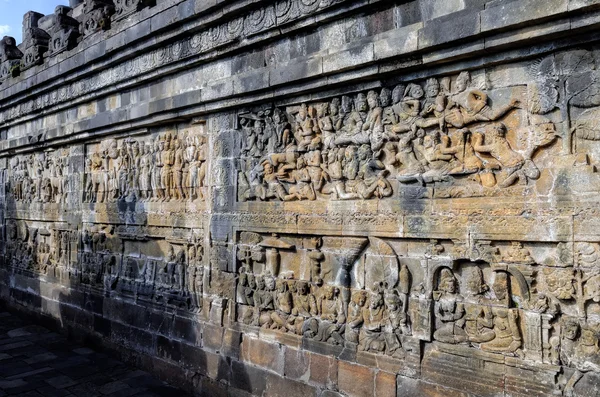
[237,70,561,202]
[0,0,347,124]
[83,126,207,205]
[6,148,71,205]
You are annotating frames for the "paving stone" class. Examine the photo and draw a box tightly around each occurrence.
[23,353,58,365]
[35,386,74,397]
[0,309,193,397]
[72,348,94,356]
[98,380,130,395]
[45,375,79,389]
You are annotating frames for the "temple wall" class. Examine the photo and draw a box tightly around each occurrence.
[3,0,600,396]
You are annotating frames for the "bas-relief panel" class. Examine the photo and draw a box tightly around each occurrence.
[83,124,208,207]
[6,42,600,396]
[230,232,600,394]
[4,218,208,314]
[228,48,600,395]
[236,49,600,205]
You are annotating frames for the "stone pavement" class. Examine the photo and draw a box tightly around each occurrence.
[0,310,190,397]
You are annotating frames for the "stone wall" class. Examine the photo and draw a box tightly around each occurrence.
[3,0,600,396]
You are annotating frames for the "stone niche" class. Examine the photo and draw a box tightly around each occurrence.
[5,1,600,397]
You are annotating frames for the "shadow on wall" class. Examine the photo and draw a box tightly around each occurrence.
[0,148,251,395]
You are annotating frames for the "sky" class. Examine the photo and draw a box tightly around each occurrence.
[0,0,69,43]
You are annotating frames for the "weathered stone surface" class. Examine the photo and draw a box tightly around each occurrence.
[4,1,600,397]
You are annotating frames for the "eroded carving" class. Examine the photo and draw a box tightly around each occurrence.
[237,71,557,202]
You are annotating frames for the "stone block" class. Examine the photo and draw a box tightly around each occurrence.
[419,0,467,21]
[157,335,181,362]
[309,352,337,389]
[240,336,284,374]
[233,70,270,95]
[323,42,374,74]
[230,360,268,396]
[373,23,421,61]
[481,0,568,32]
[376,371,396,397]
[265,372,318,397]
[338,361,375,397]
[284,347,310,380]
[222,328,242,359]
[269,57,323,87]
[202,323,224,352]
[418,10,480,48]
[570,0,600,11]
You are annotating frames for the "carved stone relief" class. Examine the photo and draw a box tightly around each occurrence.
[236,70,565,202]
[6,148,71,205]
[83,125,207,205]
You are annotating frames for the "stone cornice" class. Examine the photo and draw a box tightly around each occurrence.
[0,0,354,126]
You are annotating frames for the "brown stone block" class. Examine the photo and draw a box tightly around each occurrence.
[265,372,318,397]
[284,347,310,380]
[397,375,472,397]
[240,336,284,374]
[202,323,224,352]
[376,371,396,397]
[230,360,269,395]
[260,327,302,349]
[196,375,228,397]
[222,328,242,359]
[338,361,375,397]
[309,351,338,389]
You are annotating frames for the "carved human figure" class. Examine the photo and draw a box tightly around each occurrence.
[271,279,293,331]
[416,131,454,183]
[172,139,185,201]
[383,291,406,358]
[395,130,426,184]
[151,140,162,201]
[421,78,447,130]
[318,102,336,150]
[295,103,320,152]
[288,281,318,336]
[307,237,325,283]
[197,136,208,200]
[266,162,289,201]
[116,146,130,199]
[440,128,483,174]
[359,292,387,353]
[139,144,152,201]
[433,268,468,344]
[160,139,174,201]
[352,145,390,199]
[281,157,316,201]
[502,242,534,264]
[315,285,346,345]
[391,83,440,134]
[381,87,397,132]
[172,249,185,293]
[462,267,495,343]
[129,140,141,198]
[564,326,600,396]
[472,123,524,188]
[320,148,358,200]
[88,150,106,203]
[480,273,522,354]
[256,276,276,328]
[445,71,519,128]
